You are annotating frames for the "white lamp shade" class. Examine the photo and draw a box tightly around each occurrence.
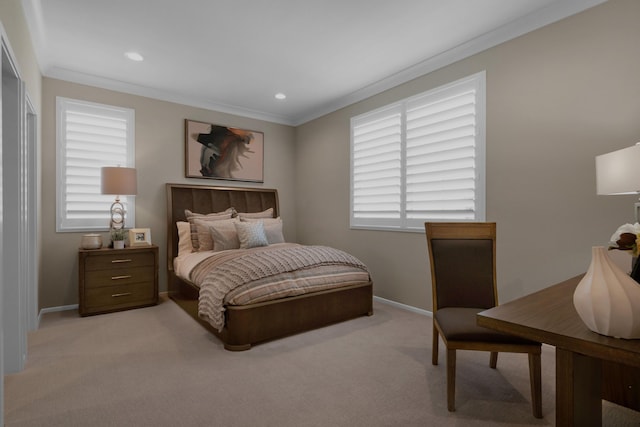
[101,167,137,195]
[596,145,640,195]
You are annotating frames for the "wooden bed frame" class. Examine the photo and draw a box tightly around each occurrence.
[166,183,373,350]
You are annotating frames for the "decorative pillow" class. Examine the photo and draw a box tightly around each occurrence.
[193,218,221,251]
[208,219,241,251]
[237,208,274,220]
[176,221,192,256]
[235,220,269,249]
[185,208,234,250]
[241,217,285,244]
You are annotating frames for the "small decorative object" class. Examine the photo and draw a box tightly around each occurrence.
[80,234,102,250]
[111,228,127,249]
[573,246,640,339]
[129,228,151,247]
[185,119,264,182]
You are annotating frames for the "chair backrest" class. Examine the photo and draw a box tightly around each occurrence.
[425,222,498,312]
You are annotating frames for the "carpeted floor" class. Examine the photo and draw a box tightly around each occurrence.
[4,296,640,426]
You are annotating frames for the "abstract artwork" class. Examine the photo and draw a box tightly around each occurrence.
[185,119,264,182]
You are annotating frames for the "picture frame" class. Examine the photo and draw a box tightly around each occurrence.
[184,119,264,182]
[128,228,152,247]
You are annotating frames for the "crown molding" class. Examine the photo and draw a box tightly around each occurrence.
[291,0,607,125]
[23,0,606,127]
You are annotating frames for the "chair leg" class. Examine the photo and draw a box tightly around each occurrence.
[490,351,498,369]
[432,324,439,365]
[446,348,456,412]
[528,352,543,418]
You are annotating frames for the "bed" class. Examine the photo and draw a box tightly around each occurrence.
[166,183,373,350]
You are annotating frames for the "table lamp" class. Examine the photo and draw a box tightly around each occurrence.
[101,166,137,230]
[596,143,640,222]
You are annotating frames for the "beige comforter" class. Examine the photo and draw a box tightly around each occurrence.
[193,243,370,331]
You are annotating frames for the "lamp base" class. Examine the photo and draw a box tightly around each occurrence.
[110,198,126,230]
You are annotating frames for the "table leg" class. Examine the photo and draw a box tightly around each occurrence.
[556,347,602,426]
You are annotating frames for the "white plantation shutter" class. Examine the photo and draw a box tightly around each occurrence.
[56,97,135,231]
[351,105,402,225]
[350,72,485,231]
[405,79,482,223]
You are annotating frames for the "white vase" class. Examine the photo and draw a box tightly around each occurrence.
[573,246,640,339]
[113,240,125,249]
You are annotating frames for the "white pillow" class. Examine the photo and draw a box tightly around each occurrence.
[185,208,234,250]
[241,217,285,244]
[176,221,192,256]
[237,208,274,220]
[193,217,227,251]
[235,220,269,249]
[208,219,241,251]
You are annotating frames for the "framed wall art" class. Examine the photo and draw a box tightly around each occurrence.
[129,228,152,247]
[185,119,264,182]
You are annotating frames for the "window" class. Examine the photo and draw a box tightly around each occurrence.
[350,72,485,232]
[56,97,135,232]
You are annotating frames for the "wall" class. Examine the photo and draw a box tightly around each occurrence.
[295,0,640,311]
[0,1,42,270]
[40,79,296,308]
[0,1,41,111]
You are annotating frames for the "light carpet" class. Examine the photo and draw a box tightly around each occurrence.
[5,296,640,426]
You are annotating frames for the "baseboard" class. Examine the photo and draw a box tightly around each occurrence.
[37,293,170,325]
[38,304,79,325]
[373,296,433,317]
[36,295,427,326]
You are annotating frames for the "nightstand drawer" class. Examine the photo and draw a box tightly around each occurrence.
[84,266,155,288]
[84,251,155,271]
[84,282,156,310]
[79,245,159,316]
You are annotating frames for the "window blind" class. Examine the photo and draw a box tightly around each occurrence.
[56,98,135,231]
[350,72,485,231]
[406,86,478,221]
[352,105,402,224]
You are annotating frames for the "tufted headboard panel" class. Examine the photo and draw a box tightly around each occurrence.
[166,183,279,271]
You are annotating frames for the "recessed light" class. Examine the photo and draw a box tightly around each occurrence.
[125,51,144,62]
[275,93,286,100]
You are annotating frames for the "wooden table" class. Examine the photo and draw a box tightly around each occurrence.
[477,275,640,426]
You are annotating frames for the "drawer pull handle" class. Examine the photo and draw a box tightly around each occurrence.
[112,259,132,264]
[112,292,132,298]
[111,275,132,280]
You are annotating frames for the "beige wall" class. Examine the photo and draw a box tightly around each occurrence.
[295,0,640,311]
[40,79,296,308]
[0,0,41,112]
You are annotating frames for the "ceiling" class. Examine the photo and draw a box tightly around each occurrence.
[21,0,604,126]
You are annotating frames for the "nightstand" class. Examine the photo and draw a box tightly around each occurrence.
[78,245,159,316]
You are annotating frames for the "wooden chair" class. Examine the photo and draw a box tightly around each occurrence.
[425,222,542,418]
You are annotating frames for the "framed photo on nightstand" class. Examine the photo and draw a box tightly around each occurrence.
[129,228,152,246]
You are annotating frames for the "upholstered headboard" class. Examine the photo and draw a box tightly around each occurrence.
[165,183,279,271]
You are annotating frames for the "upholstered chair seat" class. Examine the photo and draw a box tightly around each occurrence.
[435,307,537,344]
